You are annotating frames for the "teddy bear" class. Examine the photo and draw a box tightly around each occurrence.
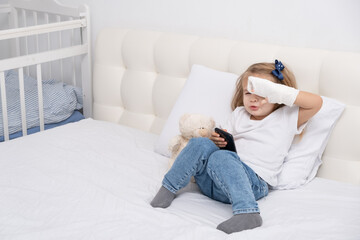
[168,113,215,168]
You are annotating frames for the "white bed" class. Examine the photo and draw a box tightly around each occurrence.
[0,119,359,239]
[1,2,360,240]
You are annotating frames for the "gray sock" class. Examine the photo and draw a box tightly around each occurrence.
[150,186,176,208]
[216,213,262,234]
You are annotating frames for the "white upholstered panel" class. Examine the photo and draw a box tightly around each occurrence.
[93,28,360,185]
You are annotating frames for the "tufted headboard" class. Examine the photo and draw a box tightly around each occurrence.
[93,28,360,185]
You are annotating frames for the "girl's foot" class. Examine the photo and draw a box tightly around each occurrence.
[150,186,176,208]
[217,213,262,234]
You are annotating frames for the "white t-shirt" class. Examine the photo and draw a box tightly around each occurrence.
[223,106,304,187]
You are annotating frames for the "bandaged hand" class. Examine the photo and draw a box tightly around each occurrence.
[247,76,299,106]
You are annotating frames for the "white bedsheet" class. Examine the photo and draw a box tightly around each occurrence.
[0,119,359,240]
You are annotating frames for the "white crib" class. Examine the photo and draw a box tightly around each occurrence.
[0,0,91,141]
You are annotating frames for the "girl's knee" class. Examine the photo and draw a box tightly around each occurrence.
[207,151,225,170]
[208,150,239,170]
[188,137,217,151]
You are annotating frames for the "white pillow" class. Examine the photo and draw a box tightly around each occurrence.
[274,96,345,190]
[154,65,238,157]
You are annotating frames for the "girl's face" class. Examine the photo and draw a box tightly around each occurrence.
[242,74,277,120]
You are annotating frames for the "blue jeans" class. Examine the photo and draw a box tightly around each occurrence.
[162,137,269,214]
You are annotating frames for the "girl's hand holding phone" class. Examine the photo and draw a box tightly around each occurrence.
[210,130,228,148]
[212,128,237,152]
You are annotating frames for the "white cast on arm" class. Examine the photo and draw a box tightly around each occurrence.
[247,76,299,106]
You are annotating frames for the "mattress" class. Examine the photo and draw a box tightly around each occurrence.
[0,111,84,142]
[0,119,359,240]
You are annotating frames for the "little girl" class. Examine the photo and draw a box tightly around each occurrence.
[150,60,323,234]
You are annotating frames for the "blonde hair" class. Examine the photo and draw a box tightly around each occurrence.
[231,62,297,110]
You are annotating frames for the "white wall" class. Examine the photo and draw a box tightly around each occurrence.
[1,0,359,60]
[57,0,360,53]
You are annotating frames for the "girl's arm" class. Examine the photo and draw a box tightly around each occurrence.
[294,91,323,127]
[248,76,323,127]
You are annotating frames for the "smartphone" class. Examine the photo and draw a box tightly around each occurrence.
[214,128,237,153]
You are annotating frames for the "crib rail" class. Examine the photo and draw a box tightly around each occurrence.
[0,1,91,142]
[0,18,87,41]
[0,45,88,72]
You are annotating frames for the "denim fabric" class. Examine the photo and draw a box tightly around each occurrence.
[163,137,269,214]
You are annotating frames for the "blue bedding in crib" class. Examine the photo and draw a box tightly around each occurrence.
[0,70,84,139]
[0,110,84,142]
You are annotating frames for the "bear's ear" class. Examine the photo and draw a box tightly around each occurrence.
[179,113,191,126]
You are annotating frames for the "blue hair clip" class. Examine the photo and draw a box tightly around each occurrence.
[271,59,285,80]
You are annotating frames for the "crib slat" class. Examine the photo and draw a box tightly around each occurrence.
[0,71,9,141]
[80,4,92,118]
[33,11,39,53]
[36,64,45,131]
[44,13,52,79]
[18,68,27,136]
[56,15,64,83]
[22,9,30,75]
[9,7,20,57]
[71,17,77,86]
